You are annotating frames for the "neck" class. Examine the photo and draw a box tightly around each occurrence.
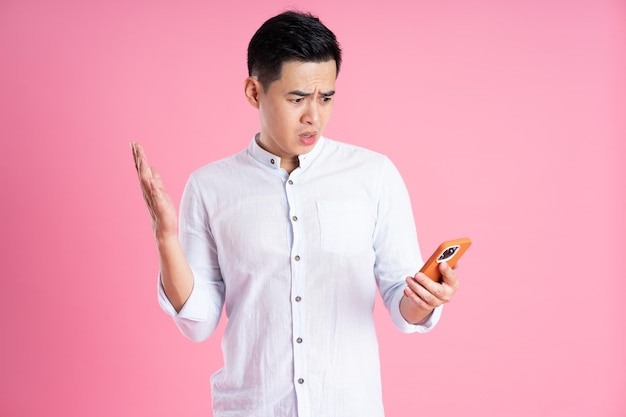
[282,157,299,174]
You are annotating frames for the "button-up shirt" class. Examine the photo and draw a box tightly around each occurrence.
[158,135,442,417]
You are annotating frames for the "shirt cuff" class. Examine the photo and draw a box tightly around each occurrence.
[390,288,443,333]
[157,273,218,321]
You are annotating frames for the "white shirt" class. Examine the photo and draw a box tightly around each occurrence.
[158,136,442,417]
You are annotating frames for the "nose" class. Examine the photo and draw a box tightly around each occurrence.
[301,101,320,125]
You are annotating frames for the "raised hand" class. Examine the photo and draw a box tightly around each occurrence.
[131,141,178,241]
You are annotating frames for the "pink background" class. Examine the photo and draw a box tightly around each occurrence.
[1,0,624,416]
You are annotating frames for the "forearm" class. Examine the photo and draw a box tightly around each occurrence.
[157,234,194,312]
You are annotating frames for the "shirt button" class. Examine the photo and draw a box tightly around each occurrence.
[292,216,298,221]
[296,337,303,343]
[270,158,275,164]
[288,180,293,185]
[298,378,304,384]
[295,296,302,302]
[294,255,300,261]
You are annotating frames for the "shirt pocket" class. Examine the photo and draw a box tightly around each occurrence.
[316,201,375,256]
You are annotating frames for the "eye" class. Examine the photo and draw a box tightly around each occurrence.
[321,96,333,103]
[290,98,304,103]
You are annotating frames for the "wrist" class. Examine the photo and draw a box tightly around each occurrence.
[155,232,179,249]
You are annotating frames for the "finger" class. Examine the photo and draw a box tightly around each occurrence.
[135,144,155,188]
[405,275,442,308]
[403,284,435,310]
[132,143,161,217]
[132,142,143,169]
[415,270,456,302]
[439,262,460,290]
[131,141,145,174]
[148,170,174,213]
[413,271,441,294]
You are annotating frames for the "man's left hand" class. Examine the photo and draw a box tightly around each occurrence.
[400,262,460,324]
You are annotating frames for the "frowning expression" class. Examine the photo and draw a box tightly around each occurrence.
[245,60,336,171]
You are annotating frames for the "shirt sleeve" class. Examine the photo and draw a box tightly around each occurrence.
[157,175,225,343]
[373,157,442,334]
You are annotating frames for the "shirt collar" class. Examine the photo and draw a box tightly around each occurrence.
[248,133,326,171]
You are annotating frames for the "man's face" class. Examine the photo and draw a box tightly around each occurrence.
[248,60,336,167]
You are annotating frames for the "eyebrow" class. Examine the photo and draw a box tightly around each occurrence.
[288,90,336,97]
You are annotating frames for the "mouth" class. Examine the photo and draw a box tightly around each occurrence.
[299,131,318,145]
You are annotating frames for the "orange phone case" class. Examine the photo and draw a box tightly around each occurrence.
[419,237,472,282]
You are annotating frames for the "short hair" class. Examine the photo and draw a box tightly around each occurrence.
[247,11,342,90]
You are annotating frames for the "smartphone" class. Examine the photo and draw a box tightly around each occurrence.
[419,237,472,282]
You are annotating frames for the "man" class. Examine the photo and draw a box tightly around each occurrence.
[131,10,459,417]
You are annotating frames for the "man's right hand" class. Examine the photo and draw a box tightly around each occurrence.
[131,141,178,241]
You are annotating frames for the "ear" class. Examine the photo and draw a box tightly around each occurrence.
[244,76,261,109]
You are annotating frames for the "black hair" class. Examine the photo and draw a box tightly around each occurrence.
[247,11,342,90]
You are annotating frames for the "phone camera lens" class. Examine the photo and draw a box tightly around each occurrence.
[438,246,458,262]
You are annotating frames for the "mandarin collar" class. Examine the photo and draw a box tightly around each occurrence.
[248,134,326,171]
